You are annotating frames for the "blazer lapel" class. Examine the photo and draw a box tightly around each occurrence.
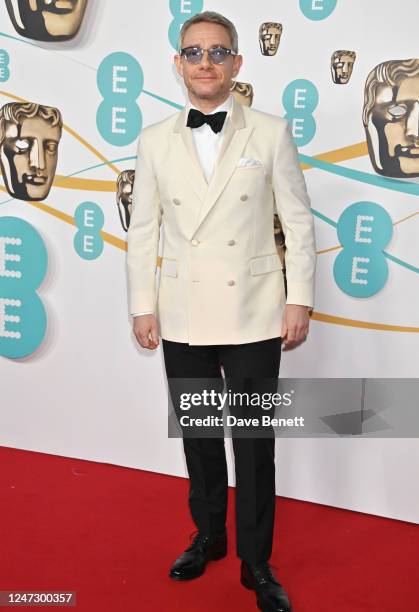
[192,96,254,234]
[171,108,208,202]
[171,96,254,237]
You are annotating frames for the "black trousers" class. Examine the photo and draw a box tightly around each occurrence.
[162,336,282,564]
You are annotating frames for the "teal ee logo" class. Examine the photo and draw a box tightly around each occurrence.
[97,52,144,146]
[333,202,393,298]
[300,0,337,20]
[0,217,47,359]
[74,202,104,260]
[0,50,10,82]
[168,0,204,51]
[283,79,318,146]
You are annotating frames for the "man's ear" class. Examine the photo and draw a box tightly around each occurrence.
[232,55,243,79]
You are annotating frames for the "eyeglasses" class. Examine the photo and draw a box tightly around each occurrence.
[180,46,237,65]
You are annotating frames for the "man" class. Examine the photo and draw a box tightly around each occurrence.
[126,11,316,612]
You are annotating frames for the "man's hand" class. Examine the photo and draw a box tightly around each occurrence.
[133,314,159,350]
[281,304,311,350]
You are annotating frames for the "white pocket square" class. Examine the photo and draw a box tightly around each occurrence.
[237,157,263,168]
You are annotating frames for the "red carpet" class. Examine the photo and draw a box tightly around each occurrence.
[0,446,418,611]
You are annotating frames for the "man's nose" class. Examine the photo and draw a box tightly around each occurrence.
[406,101,419,139]
[29,139,46,171]
[199,50,212,68]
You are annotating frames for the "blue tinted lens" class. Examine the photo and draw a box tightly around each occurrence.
[184,48,203,63]
[209,48,230,63]
[182,47,233,64]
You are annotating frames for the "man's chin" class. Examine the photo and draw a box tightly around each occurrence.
[191,86,225,100]
[195,93,217,100]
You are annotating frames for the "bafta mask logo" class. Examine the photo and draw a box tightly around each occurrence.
[363,59,419,178]
[116,170,135,232]
[230,81,254,107]
[5,0,88,42]
[259,22,282,56]
[0,102,63,201]
[331,50,356,84]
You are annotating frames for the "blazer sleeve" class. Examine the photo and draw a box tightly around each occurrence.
[126,130,162,315]
[272,119,316,308]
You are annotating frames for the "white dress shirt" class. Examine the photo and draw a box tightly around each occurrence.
[132,95,233,317]
[186,94,233,182]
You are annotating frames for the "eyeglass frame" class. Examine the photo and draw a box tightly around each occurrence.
[179,45,238,65]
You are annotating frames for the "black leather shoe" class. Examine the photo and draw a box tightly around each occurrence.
[169,529,227,580]
[241,561,292,612]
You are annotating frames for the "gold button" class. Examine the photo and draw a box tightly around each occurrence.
[173,198,181,205]
[191,239,199,246]
[240,194,248,201]
[228,239,236,246]
[227,280,235,286]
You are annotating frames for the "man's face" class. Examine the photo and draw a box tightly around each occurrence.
[259,24,282,56]
[174,22,242,103]
[332,54,355,84]
[5,0,88,41]
[365,75,419,177]
[0,116,61,201]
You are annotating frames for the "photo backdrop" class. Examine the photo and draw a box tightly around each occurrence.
[1,0,418,524]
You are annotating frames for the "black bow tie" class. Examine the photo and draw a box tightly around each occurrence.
[186,108,227,133]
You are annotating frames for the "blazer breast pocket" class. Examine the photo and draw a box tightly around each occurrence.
[237,157,264,169]
[235,165,265,175]
[249,253,281,275]
[160,257,178,277]
[232,161,267,185]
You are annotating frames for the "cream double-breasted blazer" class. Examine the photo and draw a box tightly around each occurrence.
[126,95,316,345]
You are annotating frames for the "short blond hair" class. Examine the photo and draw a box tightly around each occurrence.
[178,11,239,53]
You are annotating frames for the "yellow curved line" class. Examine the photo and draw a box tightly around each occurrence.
[1,174,116,192]
[0,89,121,176]
[311,311,419,333]
[393,210,419,225]
[317,244,342,255]
[301,142,368,169]
[53,175,116,191]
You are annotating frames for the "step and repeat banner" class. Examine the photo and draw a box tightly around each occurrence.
[0,1,418,523]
